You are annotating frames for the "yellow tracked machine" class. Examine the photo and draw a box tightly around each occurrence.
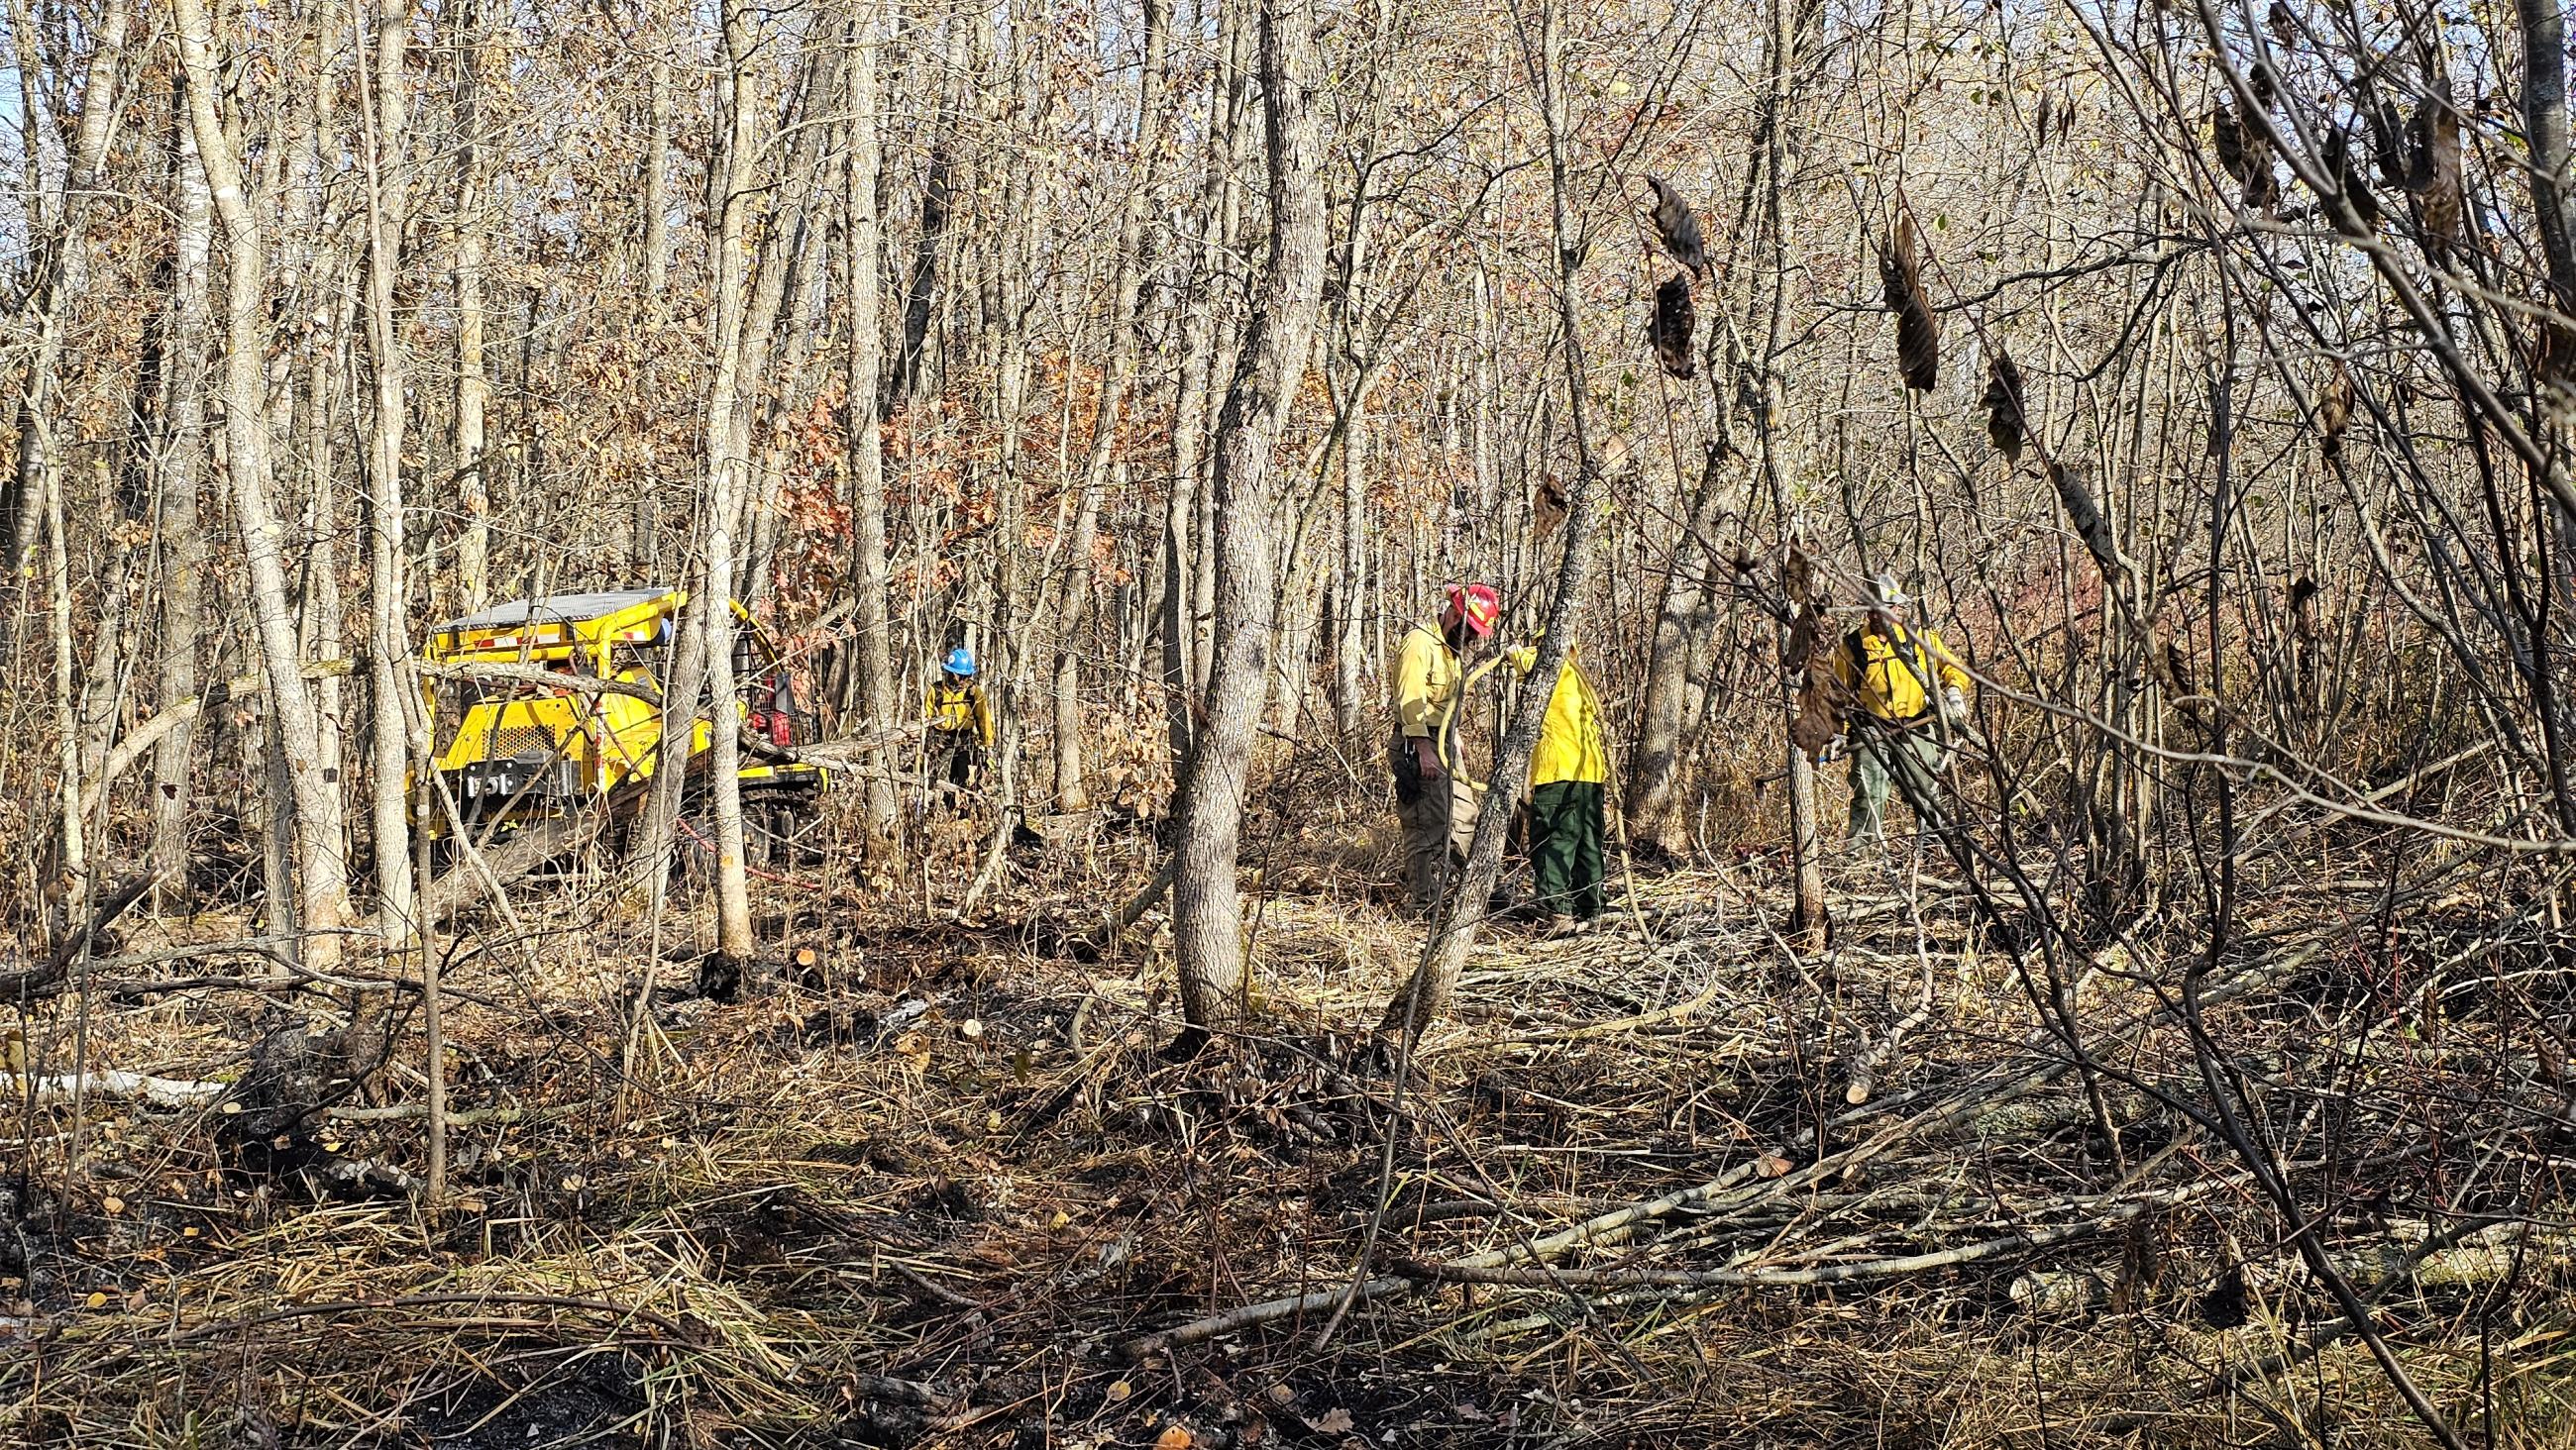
[417,588,824,864]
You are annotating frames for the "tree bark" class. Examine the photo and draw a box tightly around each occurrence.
[0,0,128,585]
[358,0,417,949]
[176,0,353,973]
[843,1,901,853]
[454,0,496,610]
[697,0,768,969]
[1170,0,1328,1034]
[151,102,217,899]
[1628,444,1731,851]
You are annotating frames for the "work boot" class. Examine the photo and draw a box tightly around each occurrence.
[1544,913,1580,939]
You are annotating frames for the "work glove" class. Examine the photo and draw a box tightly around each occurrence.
[1507,645,1539,674]
[1820,733,1847,764]
[1413,736,1444,780]
[1942,685,1968,723]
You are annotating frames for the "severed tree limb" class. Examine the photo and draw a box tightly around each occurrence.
[1,875,159,1006]
[78,662,353,822]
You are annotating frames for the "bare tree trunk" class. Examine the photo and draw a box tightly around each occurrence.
[1380,0,1606,1042]
[176,0,352,973]
[1628,444,1730,851]
[151,106,216,898]
[843,1,900,853]
[1333,383,1368,744]
[643,56,673,305]
[0,0,128,585]
[1050,0,1170,812]
[893,2,964,409]
[697,0,766,971]
[454,0,495,610]
[358,0,417,950]
[1757,0,1826,945]
[1170,0,1328,1035]
[1159,0,1234,767]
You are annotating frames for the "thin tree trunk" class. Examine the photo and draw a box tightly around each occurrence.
[1051,0,1170,813]
[1380,0,1606,1042]
[176,0,353,974]
[1628,445,1730,851]
[841,3,902,852]
[1170,0,1328,1035]
[454,0,495,610]
[151,105,216,899]
[697,0,766,970]
[894,5,963,409]
[358,0,417,953]
[1,0,128,585]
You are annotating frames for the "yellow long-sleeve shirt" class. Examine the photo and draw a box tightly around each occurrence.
[1391,624,1462,745]
[1831,622,1969,723]
[928,679,994,746]
[1505,645,1610,787]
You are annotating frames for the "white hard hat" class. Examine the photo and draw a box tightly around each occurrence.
[1870,570,1910,608]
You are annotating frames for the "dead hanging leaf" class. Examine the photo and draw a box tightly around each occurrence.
[2369,96,2413,188]
[1649,274,1696,379]
[1878,214,1939,391]
[2035,92,2053,149]
[1533,474,1568,540]
[1782,545,1816,606]
[2412,97,2463,259]
[1983,347,2028,462]
[2210,107,2277,213]
[2051,462,2120,578]
[2267,0,2296,46]
[2541,322,2576,390]
[2320,128,2381,232]
[2288,574,2320,640]
[1787,604,1845,759]
[2315,361,2353,460]
[1644,174,1708,279]
[2249,61,2279,112]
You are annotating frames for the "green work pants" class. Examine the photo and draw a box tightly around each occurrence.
[1531,780,1606,919]
[1847,724,1947,842]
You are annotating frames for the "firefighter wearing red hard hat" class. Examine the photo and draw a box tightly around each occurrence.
[1388,582,1503,906]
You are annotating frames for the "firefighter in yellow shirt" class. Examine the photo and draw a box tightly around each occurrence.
[1829,573,1971,842]
[1389,582,1502,905]
[926,646,994,802]
[1505,634,1611,934]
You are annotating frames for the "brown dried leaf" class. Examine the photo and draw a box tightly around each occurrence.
[1645,175,1708,278]
[1650,273,1696,379]
[2315,361,2353,460]
[2413,98,2463,258]
[1983,347,2028,462]
[2051,463,2120,577]
[2320,128,2381,232]
[1878,214,1939,391]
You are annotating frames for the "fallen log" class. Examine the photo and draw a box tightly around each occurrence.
[3,1069,227,1109]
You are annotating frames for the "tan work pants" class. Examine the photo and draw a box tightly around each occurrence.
[1401,770,1480,905]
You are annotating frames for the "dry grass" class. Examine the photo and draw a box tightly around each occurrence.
[5,796,2574,1448]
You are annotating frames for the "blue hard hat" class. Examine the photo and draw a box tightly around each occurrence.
[942,646,977,677]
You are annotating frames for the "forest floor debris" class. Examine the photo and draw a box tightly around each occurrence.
[4,829,2574,1448]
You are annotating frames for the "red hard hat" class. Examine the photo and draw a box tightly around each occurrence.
[1444,581,1502,637]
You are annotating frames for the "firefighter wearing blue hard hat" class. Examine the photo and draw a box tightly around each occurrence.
[926,645,993,803]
